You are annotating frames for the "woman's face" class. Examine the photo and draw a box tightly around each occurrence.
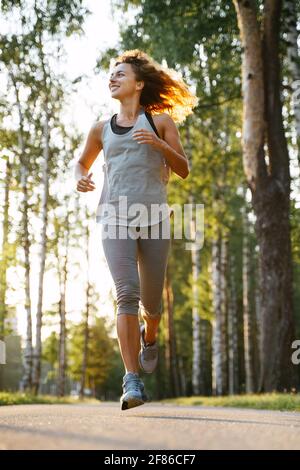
[109,63,144,99]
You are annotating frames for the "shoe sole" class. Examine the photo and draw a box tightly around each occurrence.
[121,396,145,411]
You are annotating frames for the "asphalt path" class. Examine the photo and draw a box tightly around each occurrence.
[0,402,300,450]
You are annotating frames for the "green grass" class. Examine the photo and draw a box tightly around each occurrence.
[0,392,99,406]
[162,393,300,412]
[2,392,300,412]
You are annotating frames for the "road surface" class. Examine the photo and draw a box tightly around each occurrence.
[0,402,299,450]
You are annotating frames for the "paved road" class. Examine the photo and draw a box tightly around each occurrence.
[0,402,300,450]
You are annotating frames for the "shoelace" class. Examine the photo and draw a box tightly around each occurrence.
[124,376,142,393]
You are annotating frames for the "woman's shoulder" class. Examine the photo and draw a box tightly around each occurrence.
[92,119,110,145]
[151,112,176,139]
[95,118,110,129]
[151,112,175,126]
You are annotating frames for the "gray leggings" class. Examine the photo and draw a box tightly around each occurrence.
[101,217,171,318]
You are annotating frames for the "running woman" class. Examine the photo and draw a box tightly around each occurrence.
[75,49,197,410]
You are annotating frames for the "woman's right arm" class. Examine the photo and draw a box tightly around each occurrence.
[75,121,105,192]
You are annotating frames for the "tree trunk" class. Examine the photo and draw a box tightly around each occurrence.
[21,164,33,392]
[220,235,228,395]
[254,252,262,368]
[211,233,227,395]
[80,291,90,399]
[80,210,91,399]
[0,158,10,340]
[242,206,255,393]
[177,355,187,397]
[11,74,33,392]
[0,158,11,390]
[190,194,202,395]
[228,252,239,395]
[200,319,212,395]
[185,113,205,396]
[164,264,180,397]
[57,293,66,397]
[32,110,50,395]
[233,0,297,391]
[57,209,70,397]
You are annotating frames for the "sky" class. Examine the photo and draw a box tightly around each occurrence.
[12,0,131,340]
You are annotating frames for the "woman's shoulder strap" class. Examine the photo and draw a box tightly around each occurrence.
[145,111,160,138]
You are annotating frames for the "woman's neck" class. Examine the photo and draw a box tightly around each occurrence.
[117,103,143,122]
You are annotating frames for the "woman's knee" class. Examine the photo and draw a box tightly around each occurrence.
[116,278,140,316]
[139,299,163,320]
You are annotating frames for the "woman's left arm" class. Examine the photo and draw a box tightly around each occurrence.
[132,114,190,179]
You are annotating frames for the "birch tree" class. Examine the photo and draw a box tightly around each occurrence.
[80,206,92,399]
[0,157,11,390]
[164,263,180,397]
[242,205,255,393]
[53,202,71,397]
[211,232,228,395]
[0,28,35,391]
[0,157,10,342]
[186,113,203,395]
[228,252,239,395]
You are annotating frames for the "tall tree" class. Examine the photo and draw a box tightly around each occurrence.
[233,0,297,391]
[8,67,34,390]
[186,114,204,396]
[33,101,50,395]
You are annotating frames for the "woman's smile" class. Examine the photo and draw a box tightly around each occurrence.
[110,85,120,92]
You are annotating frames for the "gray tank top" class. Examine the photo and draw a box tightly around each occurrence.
[96,107,172,226]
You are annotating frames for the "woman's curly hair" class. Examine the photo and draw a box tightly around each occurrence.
[112,49,198,123]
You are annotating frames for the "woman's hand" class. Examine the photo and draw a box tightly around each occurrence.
[132,128,165,151]
[76,172,96,192]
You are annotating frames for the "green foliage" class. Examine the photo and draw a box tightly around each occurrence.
[42,331,59,368]
[113,0,240,84]
[68,317,116,390]
[95,47,120,73]
[99,347,124,400]
[1,0,90,37]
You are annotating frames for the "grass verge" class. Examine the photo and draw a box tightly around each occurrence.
[162,393,300,412]
[0,392,99,406]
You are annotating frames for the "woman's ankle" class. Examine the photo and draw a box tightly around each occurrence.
[143,321,159,344]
